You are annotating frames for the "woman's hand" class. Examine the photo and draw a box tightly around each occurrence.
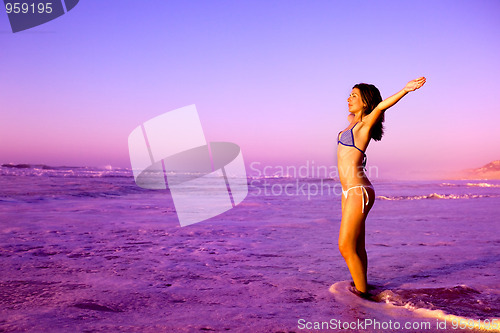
[404,77,426,92]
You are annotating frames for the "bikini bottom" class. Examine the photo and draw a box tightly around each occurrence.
[342,185,374,213]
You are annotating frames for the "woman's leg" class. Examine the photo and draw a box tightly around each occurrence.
[356,219,367,282]
[338,186,375,293]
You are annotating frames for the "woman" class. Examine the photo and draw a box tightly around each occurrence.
[337,77,426,298]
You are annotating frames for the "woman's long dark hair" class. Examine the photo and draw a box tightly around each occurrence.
[353,83,384,141]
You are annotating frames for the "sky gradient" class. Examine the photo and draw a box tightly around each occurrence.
[1,0,499,179]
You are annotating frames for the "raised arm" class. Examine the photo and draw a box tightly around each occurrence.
[364,77,426,127]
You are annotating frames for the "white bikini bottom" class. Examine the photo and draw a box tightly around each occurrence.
[342,185,374,213]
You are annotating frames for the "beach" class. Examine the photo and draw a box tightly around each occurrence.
[0,165,499,332]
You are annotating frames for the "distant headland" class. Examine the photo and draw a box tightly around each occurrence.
[455,160,500,180]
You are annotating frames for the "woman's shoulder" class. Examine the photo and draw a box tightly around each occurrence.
[355,120,372,132]
[354,120,373,141]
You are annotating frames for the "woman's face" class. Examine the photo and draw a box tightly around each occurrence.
[347,88,366,113]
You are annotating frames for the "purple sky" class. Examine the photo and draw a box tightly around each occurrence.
[1,1,499,179]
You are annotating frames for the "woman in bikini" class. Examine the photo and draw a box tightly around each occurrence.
[337,77,426,297]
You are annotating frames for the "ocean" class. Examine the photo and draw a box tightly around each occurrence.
[0,164,499,332]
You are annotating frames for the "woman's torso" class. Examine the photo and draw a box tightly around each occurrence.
[337,121,372,188]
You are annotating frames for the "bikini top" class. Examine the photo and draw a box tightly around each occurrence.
[337,122,367,169]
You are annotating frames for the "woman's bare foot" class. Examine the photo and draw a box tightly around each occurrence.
[349,285,376,301]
